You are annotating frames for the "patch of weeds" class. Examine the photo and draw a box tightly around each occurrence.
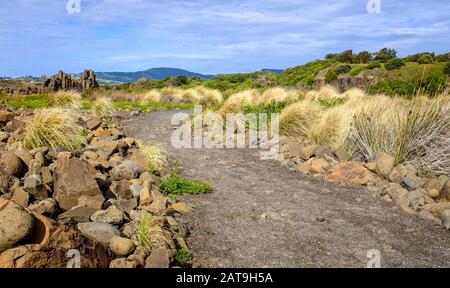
[175,248,192,266]
[136,211,152,253]
[81,100,93,109]
[160,161,213,196]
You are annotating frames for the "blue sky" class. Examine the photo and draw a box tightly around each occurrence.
[1,0,449,77]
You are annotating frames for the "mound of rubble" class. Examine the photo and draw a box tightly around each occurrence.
[279,137,450,228]
[0,108,189,268]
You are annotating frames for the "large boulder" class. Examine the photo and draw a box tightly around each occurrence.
[0,152,22,177]
[0,110,14,123]
[0,208,34,252]
[111,160,142,181]
[53,157,102,211]
[373,152,395,178]
[77,222,121,244]
[325,161,382,187]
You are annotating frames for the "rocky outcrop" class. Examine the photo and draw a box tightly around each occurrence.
[42,70,98,92]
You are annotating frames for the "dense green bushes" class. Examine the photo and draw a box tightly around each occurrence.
[279,59,336,87]
[444,62,450,76]
[369,72,446,97]
[385,58,405,70]
[335,64,351,75]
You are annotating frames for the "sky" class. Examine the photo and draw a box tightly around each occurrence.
[0,0,449,77]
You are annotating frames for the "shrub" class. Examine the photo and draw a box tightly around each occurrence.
[385,58,405,70]
[418,71,447,96]
[374,48,397,63]
[335,64,351,75]
[352,51,372,64]
[367,60,381,69]
[444,62,450,76]
[20,109,87,150]
[279,100,321,138]
[418,54,434,64]
[48,91,80,108]
[325,69,338,83]
[368,80,414,97]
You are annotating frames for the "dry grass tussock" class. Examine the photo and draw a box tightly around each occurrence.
[48,91,81,108]
[155,87,223,105]
[279,99,321,138]
[280,87,450,176]
[92,97,114,118]
[20,109,87,150]
[137,142,168,174]
[347,95,450,176]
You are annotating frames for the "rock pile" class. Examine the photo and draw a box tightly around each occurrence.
[0,108,190,268]
[279,137,450,229]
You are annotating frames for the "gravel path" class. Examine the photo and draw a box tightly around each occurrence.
[120,110,450,268]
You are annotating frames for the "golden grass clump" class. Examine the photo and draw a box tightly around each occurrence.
[305,85,341,101]
[309,105,355,150]
[48,91,81,108]
[279,99,321,138]
[142,90,162,102]
[346,95,450,176]
[92,97,114,118]
[258,88,300,104]
[194,87,223,105]
[219,89,258,115]
[160,87,183,102]
[139,144,168,174]
[20,109,87,150]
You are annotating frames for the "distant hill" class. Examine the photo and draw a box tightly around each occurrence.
[94,68,214,83]
[261,69,284,74]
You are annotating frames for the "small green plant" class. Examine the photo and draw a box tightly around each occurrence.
[136,211,152,252]
[160,161,213,196]
[385,58,405,70]
[175,248,192,265]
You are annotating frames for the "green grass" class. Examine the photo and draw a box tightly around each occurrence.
[160,162,213,196]
[175,248,192,265]
[0,94,48,108]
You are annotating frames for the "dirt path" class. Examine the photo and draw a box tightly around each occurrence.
[120,110,450,268]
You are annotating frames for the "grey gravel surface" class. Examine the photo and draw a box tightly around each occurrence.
[121,110,450,268]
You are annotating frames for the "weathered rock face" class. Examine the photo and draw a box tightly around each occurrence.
[41,70,98,92]
[53,157,102,211]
